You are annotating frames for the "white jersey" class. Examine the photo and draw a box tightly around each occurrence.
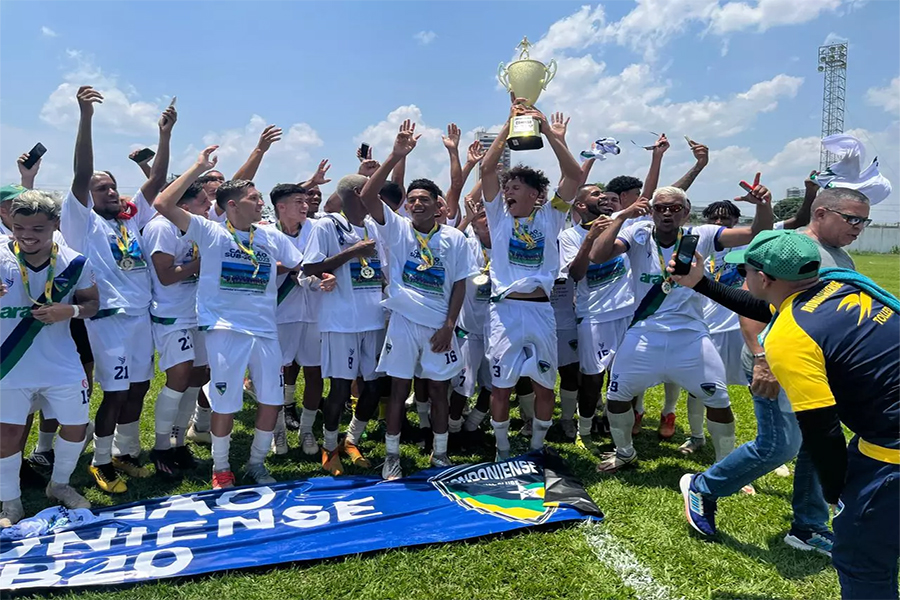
[269,222,322,325]
[483,192,570,299]
[209,206,227,223]
[550,277,577,330]
[617,222,723,333]
[457,235,491,336]
[143,216,199,327]
[60,190,154,315]
[558,224,635,324]
[0,241,94,389]
[184,215,302,339]
[702,245,745,334]
[376,205,474,330]
[302,213,386,333]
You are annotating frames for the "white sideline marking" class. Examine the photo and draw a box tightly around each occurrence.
[582,521,685,600]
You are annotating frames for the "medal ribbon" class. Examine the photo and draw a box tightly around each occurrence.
[414,224,440,271]
[708,253,722,282]
[340,212,372,269]
[512,209,538,249]
[480,243,490,274]
[654,228,682,289]
[226,220,260,277]
[14,241,58,306]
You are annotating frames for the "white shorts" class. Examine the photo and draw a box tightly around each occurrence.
[152,323,208,372]
[86,311,154,392]
[452,333,492,397]
[607,328,731,409]
[1,381,90,426]
[377,313,463,381]
[321,329,385,382]
[710,329,746,386]
[488,299,557,390]
[557,328,579,367]
[278,321,322,367]
[577,317,630,376]
[204,329,283,414]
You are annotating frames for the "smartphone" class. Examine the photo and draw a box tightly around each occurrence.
[672,234,700,276]
[130,147,156,164]
[22,143,47,169]
[168,96,177,108]
[359,143,370,159]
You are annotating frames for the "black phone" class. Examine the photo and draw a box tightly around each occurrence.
[359,143,370,159]
[22,143,47,169]
[672,234,700,276]
[130,148,156,164]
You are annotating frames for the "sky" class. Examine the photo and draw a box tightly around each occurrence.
[1,0,898,223]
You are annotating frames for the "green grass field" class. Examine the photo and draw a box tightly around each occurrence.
[15,253,899,600]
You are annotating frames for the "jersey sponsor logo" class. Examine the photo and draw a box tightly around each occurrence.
[586,256,627,289]
[401,260,445,297]
[215,382,227,395]
[873,306,895,325]
[508,235,545,269]
[430,458,557,524]
[0,306,32,319]
[837,292,874,326]
[700,383,717,397]
[800,281,843,313]
[220,261,271,294]
[475,280,491,302]
[639,273,666,285]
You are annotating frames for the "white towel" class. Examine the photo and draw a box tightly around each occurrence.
[814,134,892,205]
[580,137,621,161]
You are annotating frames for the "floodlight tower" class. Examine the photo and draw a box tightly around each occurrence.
[817,42,848,171]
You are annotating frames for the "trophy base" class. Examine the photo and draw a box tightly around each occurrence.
[507,115,543,151]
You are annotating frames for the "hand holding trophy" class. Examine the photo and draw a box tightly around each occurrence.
[497,37,557,151]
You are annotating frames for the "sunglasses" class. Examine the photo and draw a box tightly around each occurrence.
[824,208,872,227]
[737,263,777,281]
[652,204,684,214]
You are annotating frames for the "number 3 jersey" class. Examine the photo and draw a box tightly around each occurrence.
[0,241,95,388]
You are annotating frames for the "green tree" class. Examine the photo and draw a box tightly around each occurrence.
[774,196,804,220]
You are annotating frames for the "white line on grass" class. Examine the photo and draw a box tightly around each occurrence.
[582,521,685,600]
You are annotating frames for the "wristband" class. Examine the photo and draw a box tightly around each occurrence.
[752,352,766,360]
[72,305,81,319]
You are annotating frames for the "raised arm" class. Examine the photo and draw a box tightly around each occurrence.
[718,182,776,247]
[153,146,218,233]
[782,172,818,230]
[232,125,283,181]
[300,159,332,191]
[140,106,177,203]
[539,111,582,202]
[642,133,670,200]
[18,152,41,190]
[589,200,648,264]
[482,96,521,203]
[128,149,153,180]
[359,119,420,225]
[579,157,597,188]
[671,139,709,192]
[445,138,484,220]
[390,154,407,205]
[72,86,103,207]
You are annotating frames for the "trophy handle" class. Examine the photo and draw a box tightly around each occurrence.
[497,63,510,91]
[542,59,557,89]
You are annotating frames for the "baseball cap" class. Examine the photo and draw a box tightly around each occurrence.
[0,184,26,204]
[724,230,821,281]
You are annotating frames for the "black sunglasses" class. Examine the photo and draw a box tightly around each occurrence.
[824,208,872,227]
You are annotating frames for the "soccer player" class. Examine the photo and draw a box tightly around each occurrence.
[359,121,473,478]
[480,98,583,459]
[589,184,774,472]
[302,175,386,476]
[63,86,174,493]
[153,147,304,489]
[143,181,209,477]
[673,230,898,600]
[0,190,99,526]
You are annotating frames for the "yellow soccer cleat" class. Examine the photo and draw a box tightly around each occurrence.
[112,454,151,478]
[89,463,127,494]
[321,449,344,476]
[340,439,372,468]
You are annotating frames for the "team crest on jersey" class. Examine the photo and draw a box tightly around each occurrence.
[700,383,717,397]
[430,458,557,524]
[117,356,127,365]
[538,360,551,373]
[837,292,874,326]
[215,382,227,395]
[567,339,578,351]
[385,342,392,354]
[3,277,13,288]
[82,379,89,389]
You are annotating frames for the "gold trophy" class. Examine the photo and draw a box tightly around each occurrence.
[498,37,557,151]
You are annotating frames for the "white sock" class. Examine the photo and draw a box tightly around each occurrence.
[416,401,431,428]
[284,383,296,406]
[51,437,82,485]
[174,387,199,447]
[250,428,273,465]
[662,383,680,416]
[385,433,401,456]
[92,434,113,466]
[687,395,706,439]
[433,432,449,455]
[36,430,55,453]
[448,417,463,434]
[0,453,22,501]
[518,393,535,421]
[560,389,578,421]
[154,386,184,451]
[193,403,212,432]
[274,409,286,435]
[578,415,593,437]
[491,419,510,452]
[633,392,645,415]
[300,408,317,434]
[608,410,635,455]
[210,432,231,472]
[345,416,367,446]
[112,421,141,457]
[707,419,736,462]
[323,429,339,452]
[531,417,552,450]
[464,408,487,432]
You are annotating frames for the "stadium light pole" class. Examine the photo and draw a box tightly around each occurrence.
[817,42,848,171]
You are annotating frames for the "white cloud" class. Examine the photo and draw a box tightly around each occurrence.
[866,77,900,116]
[41,26,57,38]
[708,0,844,34]
[413,30,436,46]
[822,31,848,46]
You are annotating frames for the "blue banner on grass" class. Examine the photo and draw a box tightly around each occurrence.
[0,449,601,591]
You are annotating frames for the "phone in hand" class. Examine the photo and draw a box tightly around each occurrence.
[22,143,47,169]
[359,143,370,159]
[168,96,177,108]
[130,148,156,164]
[672,234,700,276]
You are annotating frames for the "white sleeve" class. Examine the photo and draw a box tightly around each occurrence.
[617,221,639,254]
[143,220,177,257]
[375,203,406,247]
[483,191,505,225]
[74,255,96,291]
[450,233,478,282]
[60,190,93,254]
[557,230,581,277]
[184,214,215,250]
[301,220,331,266]
[693,224,724,258]
[132,190,157,231]
[274,230,303,269]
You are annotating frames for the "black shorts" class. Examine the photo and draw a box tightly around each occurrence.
[69,318,93,365]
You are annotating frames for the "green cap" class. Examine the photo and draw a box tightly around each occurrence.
[0,184,26,204]
[724,230,821,281]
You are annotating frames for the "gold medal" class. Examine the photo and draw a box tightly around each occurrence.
[119,256,135,271]
[661,280,672,295]
[473,273,490,287]
[360,265,375,280]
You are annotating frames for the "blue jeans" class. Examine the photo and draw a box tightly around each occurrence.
[693,370,830,533]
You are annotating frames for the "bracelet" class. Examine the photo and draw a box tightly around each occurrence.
[71,305,81,319]
[752,352,766,360]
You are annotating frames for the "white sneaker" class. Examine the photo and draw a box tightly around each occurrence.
[774,463,792,477]
[0,498,25,528]
[243,462,276,485]
[187,424,211,445]
[678,437,706,455]
[519,419,533,437]
[46,482,91,509]
[430,452,453,468]
[382,454,402,480]
[301,431,320,456]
